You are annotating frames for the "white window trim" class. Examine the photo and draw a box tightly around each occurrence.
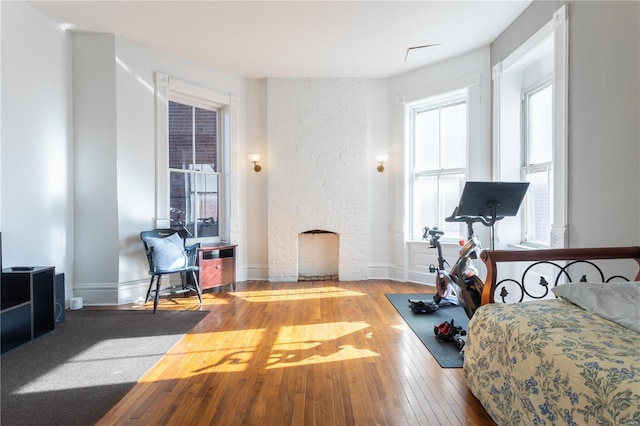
[492,5,568,248]
[399,74,481,243]
[154,72,237,241]
[408,89,468,242]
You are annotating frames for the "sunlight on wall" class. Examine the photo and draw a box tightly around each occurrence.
[115,56,153,94]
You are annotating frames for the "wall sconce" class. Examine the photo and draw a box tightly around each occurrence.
[249,154,262,172]
[376,154,388,173]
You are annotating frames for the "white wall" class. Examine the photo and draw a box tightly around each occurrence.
[244,79,268,280]
[566,1,639,247]
[366,79,394,278]
[72,34,119,302]
[1,1,74,301]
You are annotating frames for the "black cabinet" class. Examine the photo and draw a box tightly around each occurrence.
[1,267,56,353]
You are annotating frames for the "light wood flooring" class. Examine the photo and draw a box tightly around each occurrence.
[96,280,496,425]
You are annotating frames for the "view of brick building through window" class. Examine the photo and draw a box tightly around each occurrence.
[168,100,220,238]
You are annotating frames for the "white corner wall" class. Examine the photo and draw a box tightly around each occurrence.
[244,79,269,280]
[72,33,120,303]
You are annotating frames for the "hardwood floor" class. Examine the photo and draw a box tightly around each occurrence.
[97,280,495,425]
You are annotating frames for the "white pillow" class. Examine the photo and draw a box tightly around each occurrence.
[145,232,188,271]
[552,281,640,333]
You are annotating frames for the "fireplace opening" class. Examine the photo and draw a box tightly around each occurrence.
[298,230,339,281]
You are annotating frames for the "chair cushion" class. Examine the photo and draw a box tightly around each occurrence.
[145,232,189,271]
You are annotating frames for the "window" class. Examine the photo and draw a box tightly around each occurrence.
[522,82,553,246]
[492,5,568,248]
[409,89,468,240]
[168,100,220,238]
[155,73,236,243]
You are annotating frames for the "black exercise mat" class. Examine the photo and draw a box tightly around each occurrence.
[385,293,469,368]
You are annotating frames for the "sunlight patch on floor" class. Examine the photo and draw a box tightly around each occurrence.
[157,328,268,376]
[232,286,366,302]
[140,321,381,379]
[392,323,410,331]
[267,321,379,369]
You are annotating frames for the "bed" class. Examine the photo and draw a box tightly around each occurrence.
[463,246,640,426]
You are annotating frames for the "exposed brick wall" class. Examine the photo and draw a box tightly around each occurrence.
[267,78,368,281]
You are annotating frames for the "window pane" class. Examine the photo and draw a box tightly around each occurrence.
[168,101,193,170]
[194,107,218,173]
[414,109,439,171]
[169,171,195,237]
[440,103,467,169]
[196,173,219,238]
[528,84,552,165]
[523,166,552,245]
[412,173,465,240]
[409,91,468,241]
[412,175,438,240]
[440,173,466,237]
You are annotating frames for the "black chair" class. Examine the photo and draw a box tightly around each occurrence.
[140,229,202,313]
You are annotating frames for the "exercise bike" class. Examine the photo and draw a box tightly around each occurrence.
[425,181,530,319]
[423,224,484,319]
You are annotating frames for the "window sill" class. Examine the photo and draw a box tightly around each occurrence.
[408,238,463,247]
[507,242,549,250]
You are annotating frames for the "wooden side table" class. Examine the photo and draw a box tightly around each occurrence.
[197,244,237,291]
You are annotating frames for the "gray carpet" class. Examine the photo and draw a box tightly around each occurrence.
[386,293,469,368]
[1,309,208,426]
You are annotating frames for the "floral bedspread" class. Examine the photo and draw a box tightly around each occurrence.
[464,298,640,426]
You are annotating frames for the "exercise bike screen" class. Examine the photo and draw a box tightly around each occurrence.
[456,181,529,218]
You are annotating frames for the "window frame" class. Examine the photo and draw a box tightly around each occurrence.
[521,80,553,246]
[408,89,469,241]
[155,73,235,243]
[168,99,221,240]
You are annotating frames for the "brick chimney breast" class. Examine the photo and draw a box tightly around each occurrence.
[267,78,368,282]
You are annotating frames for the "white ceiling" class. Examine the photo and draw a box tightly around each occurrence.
[29,1,533,79]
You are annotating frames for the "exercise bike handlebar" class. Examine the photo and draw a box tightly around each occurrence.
[445,201,504,240]
[428,228,445,239]
[445,201,504,226]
